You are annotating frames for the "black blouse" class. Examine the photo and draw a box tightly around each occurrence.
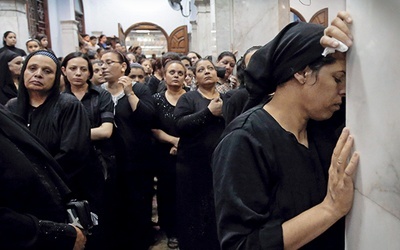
[212,107,344,250]
[0,106,76,250]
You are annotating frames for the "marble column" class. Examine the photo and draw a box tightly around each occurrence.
[192,0,213,59]
[214,0,289,59]
[0,0,29,51]
[60,20,80,57]
[346,0,400,249]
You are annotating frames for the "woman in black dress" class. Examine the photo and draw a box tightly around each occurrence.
[174,58,224,250]
[4,51,101,246]
[61,51,115,249]
[0,31,27,57]
[0,50,23,105]
[212,12,359,250]
[0,105,86,250]
[100,50,156,250]
[152,60,187,249]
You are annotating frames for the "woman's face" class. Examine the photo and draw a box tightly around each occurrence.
[62,57,90,87]
[181,59,191,68]
[40,38,48,48]
[91,63,105,85]
[4,32,17,46]
[126,53,136,64]
[217,55,236,79]
[128,68,146,84]
[141,59,153,74]
[195,60,218,87]
[8,56,23,77]
[26,41,41,53]
[24,55,57,94]
[185,69,194,86]
[304,55,346,121]
[165,63,185,89]
[100,52,126,83]
[187,53,199,65]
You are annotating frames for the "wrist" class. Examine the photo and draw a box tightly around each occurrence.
[126,92,134,97]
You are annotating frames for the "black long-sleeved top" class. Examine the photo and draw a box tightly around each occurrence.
[6,93,92,200]
[112,83,156,171]
[212,107,344,250]
[0,45,27,57]
[173,90,225,250]
[0,105,76,250]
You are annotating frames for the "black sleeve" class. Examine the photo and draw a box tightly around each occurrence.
[174,93,215,136]
[212,129,284,250]
[55,98,91,180]
[0,208,76,250]
[132,83,156,124]
[98,90,114,124]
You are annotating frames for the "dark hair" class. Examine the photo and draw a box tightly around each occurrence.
[129,62,146,75]
[163,60,187,75]
[61,52,94,91]
[132,46,141,54]
[90,36,97,40]
[161,52,181,68]
[152,57,162,72]
[102,50,131,76]
[3,31,15,46]
[16,50,62,122]
[304,55,337,85]
[236,46,262,87]
[35,33,47,42]
[187,51,202,59]
[193,58,215,76]
[180,55,192,66]
[217,51,236,63]
[25,38,41,47]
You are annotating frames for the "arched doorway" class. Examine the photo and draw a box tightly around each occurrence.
[121,22,169,58]
[119,22,188,57]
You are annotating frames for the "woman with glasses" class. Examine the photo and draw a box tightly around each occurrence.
[100,50,156,250]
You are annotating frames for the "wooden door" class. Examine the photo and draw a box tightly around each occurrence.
[168,25,188,54]
[309,8,328,27]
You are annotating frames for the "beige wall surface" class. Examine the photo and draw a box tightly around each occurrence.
[345,0,400,249]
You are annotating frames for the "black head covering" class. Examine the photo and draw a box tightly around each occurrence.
[244,22,325,110]
[0,50,20,105]
[15,50,61,122]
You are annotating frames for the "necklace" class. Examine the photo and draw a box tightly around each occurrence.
[197,88,218,99]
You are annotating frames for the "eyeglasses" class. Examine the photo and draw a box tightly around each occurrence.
[99,60,122,67]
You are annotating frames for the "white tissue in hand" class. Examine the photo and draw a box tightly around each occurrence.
[322,38,348,57]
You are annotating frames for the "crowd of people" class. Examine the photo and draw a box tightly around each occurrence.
[0,10,359,250]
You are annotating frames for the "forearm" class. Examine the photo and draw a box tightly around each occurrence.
[282,201,341,250]
[152,129,179,146]
[126,92,139,111]
[90,122,113,140]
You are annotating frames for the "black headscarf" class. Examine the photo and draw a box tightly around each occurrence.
[244,22,325,110]
[15,50,61,122]
[0,50,20,105]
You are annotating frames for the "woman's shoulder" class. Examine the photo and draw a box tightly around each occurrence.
[223,106,272,134]
[58,92,84,106]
